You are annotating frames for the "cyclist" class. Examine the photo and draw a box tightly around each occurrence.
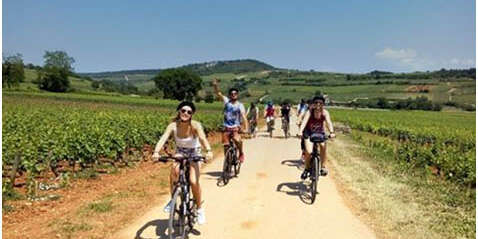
[296,99,311,161]
[246,102,259,138]
[298,96,335,178]
[264,101,275,130]
[212,79,248,163]
[280,102,291,134]
[297,98,308,116]
[152,101,213,225]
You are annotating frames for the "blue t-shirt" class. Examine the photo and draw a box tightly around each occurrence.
[223,96,245,128]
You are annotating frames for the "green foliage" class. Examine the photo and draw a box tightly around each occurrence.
[43,50,75,73]
[2,94,223,179]
[204,91,215,103]
[2,53,25,88]
[351,96,442,111]
[2,182,24,201]
[331,109,475,186]
[86,200,114,213]
[92,79,138,94]
[153,68,202,101]
[179,59,275,75]
[37,66,70,92]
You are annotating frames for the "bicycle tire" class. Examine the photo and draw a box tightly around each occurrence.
[310,155,319,204]
[233,151,241,176]
[222,149,233,184]
[168,188,186,239]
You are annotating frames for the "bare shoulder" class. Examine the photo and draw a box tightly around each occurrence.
[191,120,203,129]
[167,122,176,129]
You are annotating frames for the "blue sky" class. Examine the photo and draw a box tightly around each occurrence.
[3,0,476,73]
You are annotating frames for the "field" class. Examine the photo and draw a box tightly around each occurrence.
[12,69,475,109]
[2,93,223,198]
[330,109,476,185]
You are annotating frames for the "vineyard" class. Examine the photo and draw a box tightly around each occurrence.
[330,109,476,186]
[2,95,223,195]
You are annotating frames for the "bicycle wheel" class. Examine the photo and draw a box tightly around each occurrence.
[168,188,186,239]
[233,150,241,176]
[310,155,320,204]
[222,149,233,184]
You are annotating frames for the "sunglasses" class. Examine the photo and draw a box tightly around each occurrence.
[314,101,324,105]
[180,109,193,115]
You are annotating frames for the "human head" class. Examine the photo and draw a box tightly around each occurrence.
[312,95,325,109]
[228,88,239,101]
[176,101,196,122]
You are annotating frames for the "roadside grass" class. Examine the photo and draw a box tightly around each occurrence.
[329,132,475,239]
[49,219,93,239]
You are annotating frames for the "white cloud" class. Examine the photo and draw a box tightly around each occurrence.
[449,58,475,67]
[375,48,417,60]
[376,47,475,71]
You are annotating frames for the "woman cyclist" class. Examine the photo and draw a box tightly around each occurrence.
[298,96,335,178]
[152,101,213,225]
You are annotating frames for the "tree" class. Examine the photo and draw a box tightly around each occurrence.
[204,91,215,103]
[37,66,70,92]
[2,53,25,88]
[153,69,202,101]
[91,81,100,90]
[43,50,75,73]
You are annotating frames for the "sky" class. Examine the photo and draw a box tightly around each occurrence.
[3,0,476,73]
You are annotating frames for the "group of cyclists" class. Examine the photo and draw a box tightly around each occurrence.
[152,78,335,226]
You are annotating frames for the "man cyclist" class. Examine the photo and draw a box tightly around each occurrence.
[246,102,259,138]
[297,99,308,116]
[212,79,248,163]
[280,102,291,134]
[298,95,335,178]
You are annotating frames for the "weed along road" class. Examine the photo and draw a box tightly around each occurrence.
[117,115,376,239]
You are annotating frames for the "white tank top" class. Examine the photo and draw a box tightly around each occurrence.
[174,126,200,148]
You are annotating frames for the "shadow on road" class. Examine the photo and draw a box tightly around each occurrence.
[276,181,315,205]
[203,171,227,187]
[280,159,304,171]
[134,218,168,239]
[135,218,201,239]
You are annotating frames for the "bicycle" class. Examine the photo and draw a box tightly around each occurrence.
[281,117,290,138]
[222,130,241,185]
[158,155,205,239]
[248,119,257,137]
[266,117,274,137]
[304,133,330,204]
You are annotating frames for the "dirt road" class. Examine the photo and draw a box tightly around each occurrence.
[116,115,376,239]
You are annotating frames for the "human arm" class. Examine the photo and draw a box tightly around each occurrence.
[153,123,175,159]
[298,110,310,136]
[240,104,248,133]
[212,78,226,101]
[255,107,259,121]
[192,121,213,161]
[324,110,335,138]
[297,110,306,126]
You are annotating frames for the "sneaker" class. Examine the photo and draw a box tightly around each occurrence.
[197,208,206,225]
[300,169,310,180]
[239,154,245,163]
[163,200,173,213]
[320,168,328,176]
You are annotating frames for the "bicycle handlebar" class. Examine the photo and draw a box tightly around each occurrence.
[158,155,206,163]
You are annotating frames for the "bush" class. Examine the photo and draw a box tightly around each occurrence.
[37,67,70,92]
[204,92,215,103]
